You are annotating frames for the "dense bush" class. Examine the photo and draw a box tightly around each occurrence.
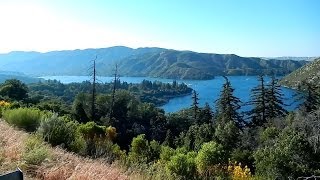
[3,108,43,132]
[166,151,197,179]
[77,121,106,139]
[126,134,162,168]
[23,135,50,165]
[38,114,85,153]
[195,141,226,174]
[254,128,314,179]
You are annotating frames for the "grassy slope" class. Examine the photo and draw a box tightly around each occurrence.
[0,120,128,180]
[280,58,320,88]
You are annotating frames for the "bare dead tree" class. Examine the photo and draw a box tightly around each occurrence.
[110,64,119,119]
[90,55,97,122]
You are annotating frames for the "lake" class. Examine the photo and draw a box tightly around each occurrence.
[40,76,300,113]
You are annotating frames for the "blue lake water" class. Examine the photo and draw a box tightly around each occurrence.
[40,76,300,113]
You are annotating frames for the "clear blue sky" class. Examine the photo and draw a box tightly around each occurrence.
[0,0,319,57]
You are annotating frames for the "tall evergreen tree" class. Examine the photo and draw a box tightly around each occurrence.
[298,81,320,112]
[216,76,244,129]
[248,75,267,127]
[191,90,200,124]
[198,102,213,124]
[265,75,288,119]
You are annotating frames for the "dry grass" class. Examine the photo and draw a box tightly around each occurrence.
[0,119,27,173]
[0,120,128,180]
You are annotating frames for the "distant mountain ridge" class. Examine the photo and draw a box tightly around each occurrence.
[0,71,39,83]
[263,57,318,61]
[0,46,309,80]
[280,57,320,89]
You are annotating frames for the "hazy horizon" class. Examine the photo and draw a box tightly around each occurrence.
[0,0,319,57]
[1,45,318,58]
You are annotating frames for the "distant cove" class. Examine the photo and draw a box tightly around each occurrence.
[40,76,300,113]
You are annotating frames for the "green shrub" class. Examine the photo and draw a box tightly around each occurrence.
[85,137,125,161]
[166,152,197,179]
[23,135,49,165]
[254,129,314,179]
[195,141,226,173]
[38,114,85,153]
[160,146,176,162]
[77,121,106,139]
[3,108,43,132]
[127,134,161,166]
[128,134,149,164]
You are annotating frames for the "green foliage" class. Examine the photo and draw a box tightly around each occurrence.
[149,140,161,162]
[23,135,50,165]
[179,123,215,151]
[248,75,288,127]
[77,121,106,139]
[254,128,314,179]
[0,79,28,101]
[85,137,123,160]
[197,102,213,124]
[230,148,254,170]
[129,134,149,163]
[291,109,320,154]
[191,90,199,123]
[166,152,197,179]
[216,76,244,129]
[247,75,268,126]
[259,126,280,144]
[29,79,192,108]
[298,81,320,112]
[38,114,85,153]
[128,134,161,164]
[195,141,226,173]
[3,108,43,132]
[72,93,90,123]
[280,57,320,89]
[265,76,288,119]
[214,121,239,152]
[160,146,176,162]
[36,99,71,116]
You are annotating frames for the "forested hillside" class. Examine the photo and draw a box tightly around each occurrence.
[281,57,320,89]
[0,76,319,179]
[118,50,307,79]
[0,46,307,79]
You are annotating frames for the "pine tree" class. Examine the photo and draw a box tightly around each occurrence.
[216,76,244,129]
[191,90,200,124]
[198,102,213,124]
[265,75,288,119]
[298,81,320,112]
[248,75,267,127]
[163,129,174,147]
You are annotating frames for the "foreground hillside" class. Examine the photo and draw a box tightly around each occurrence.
[0,75,320,179]
[0,46,307,79]
[0,120,128,180]
[280,57,320,88]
